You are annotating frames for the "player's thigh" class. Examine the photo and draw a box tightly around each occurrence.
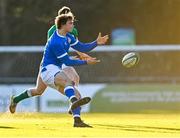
[36,74,47,92]
[54,71,73,87]
[63,67,80,85]
[64,67,79,80]
[30,72,47,96]
[41,64,61,89]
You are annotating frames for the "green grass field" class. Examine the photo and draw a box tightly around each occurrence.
[0,113,180,138]
[1,84,180,137]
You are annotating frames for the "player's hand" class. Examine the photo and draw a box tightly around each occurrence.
[71,56,80,60]
[86,58,100,65]
[96,32,109,45]
[76,51,96,60]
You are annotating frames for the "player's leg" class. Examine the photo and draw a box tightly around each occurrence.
[9,70,47,113]
[58,85,81,100]
[59,66,81,98]
[9,65,81,114]
[13,66,81,102]
[63,66,82,99]
[58,66,82,114]
[57,85,82,114]
[54,71,91,127]
[57,82,81,115]
[54,71,90,110]
[63,66,80,86]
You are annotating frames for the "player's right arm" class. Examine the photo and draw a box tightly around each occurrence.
[70,32,109,53]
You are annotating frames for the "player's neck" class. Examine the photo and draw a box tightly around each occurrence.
[58,29,67,37]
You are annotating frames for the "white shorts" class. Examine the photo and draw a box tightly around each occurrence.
[62,64,69,69]
[40,64,62,89]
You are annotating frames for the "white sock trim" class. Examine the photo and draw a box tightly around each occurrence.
[27,89,32,97]
[73,114,80,118]
[69,96,76,101]
[74,86,79,89]
[64,86,74,92]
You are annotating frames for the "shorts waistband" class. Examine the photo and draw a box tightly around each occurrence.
[41,67,47,73]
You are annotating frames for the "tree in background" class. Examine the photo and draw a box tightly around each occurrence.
[1,0,180,45]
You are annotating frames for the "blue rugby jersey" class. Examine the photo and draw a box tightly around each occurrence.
[42,30,97,68]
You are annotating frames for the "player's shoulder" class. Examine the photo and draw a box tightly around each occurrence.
[66,32,77,41]
[66,33,78,44]
[49,31,65,46]
[73,27,78,31]
[53,30,66,40]
[67,32,75,38]
[47,25,56,39]
[72,27,78,33]
[48,25,56,32]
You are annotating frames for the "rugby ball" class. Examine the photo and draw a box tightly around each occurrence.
[122,52,140,68]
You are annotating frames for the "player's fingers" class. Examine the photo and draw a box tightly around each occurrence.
[103,36,109,43]
[103,35,109,40]
[91,57,97,60]
[86,55,95,58]
[87,56,97,60]
[83,56,91,59]
[86,55,93,58]
[103,35,108,38]
[83,53,90,56]
[98,32,101,38]
[73,56,79,59]
[95,59,101,62]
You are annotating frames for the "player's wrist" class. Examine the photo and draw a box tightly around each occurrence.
[83,60,88,64]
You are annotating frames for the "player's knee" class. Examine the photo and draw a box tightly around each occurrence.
[76,74,80,82]
[36,91,44,96]
[62,71,74,86]
[65,79,74,87]
[58,86,64,93]
[55,71,75,88]
[31,88,44,96]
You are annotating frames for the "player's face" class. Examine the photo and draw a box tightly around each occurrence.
[64,19,74,32]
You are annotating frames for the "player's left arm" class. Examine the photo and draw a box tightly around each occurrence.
[71,32,109,53]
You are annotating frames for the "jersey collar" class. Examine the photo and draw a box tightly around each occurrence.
[56,30,66,38]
